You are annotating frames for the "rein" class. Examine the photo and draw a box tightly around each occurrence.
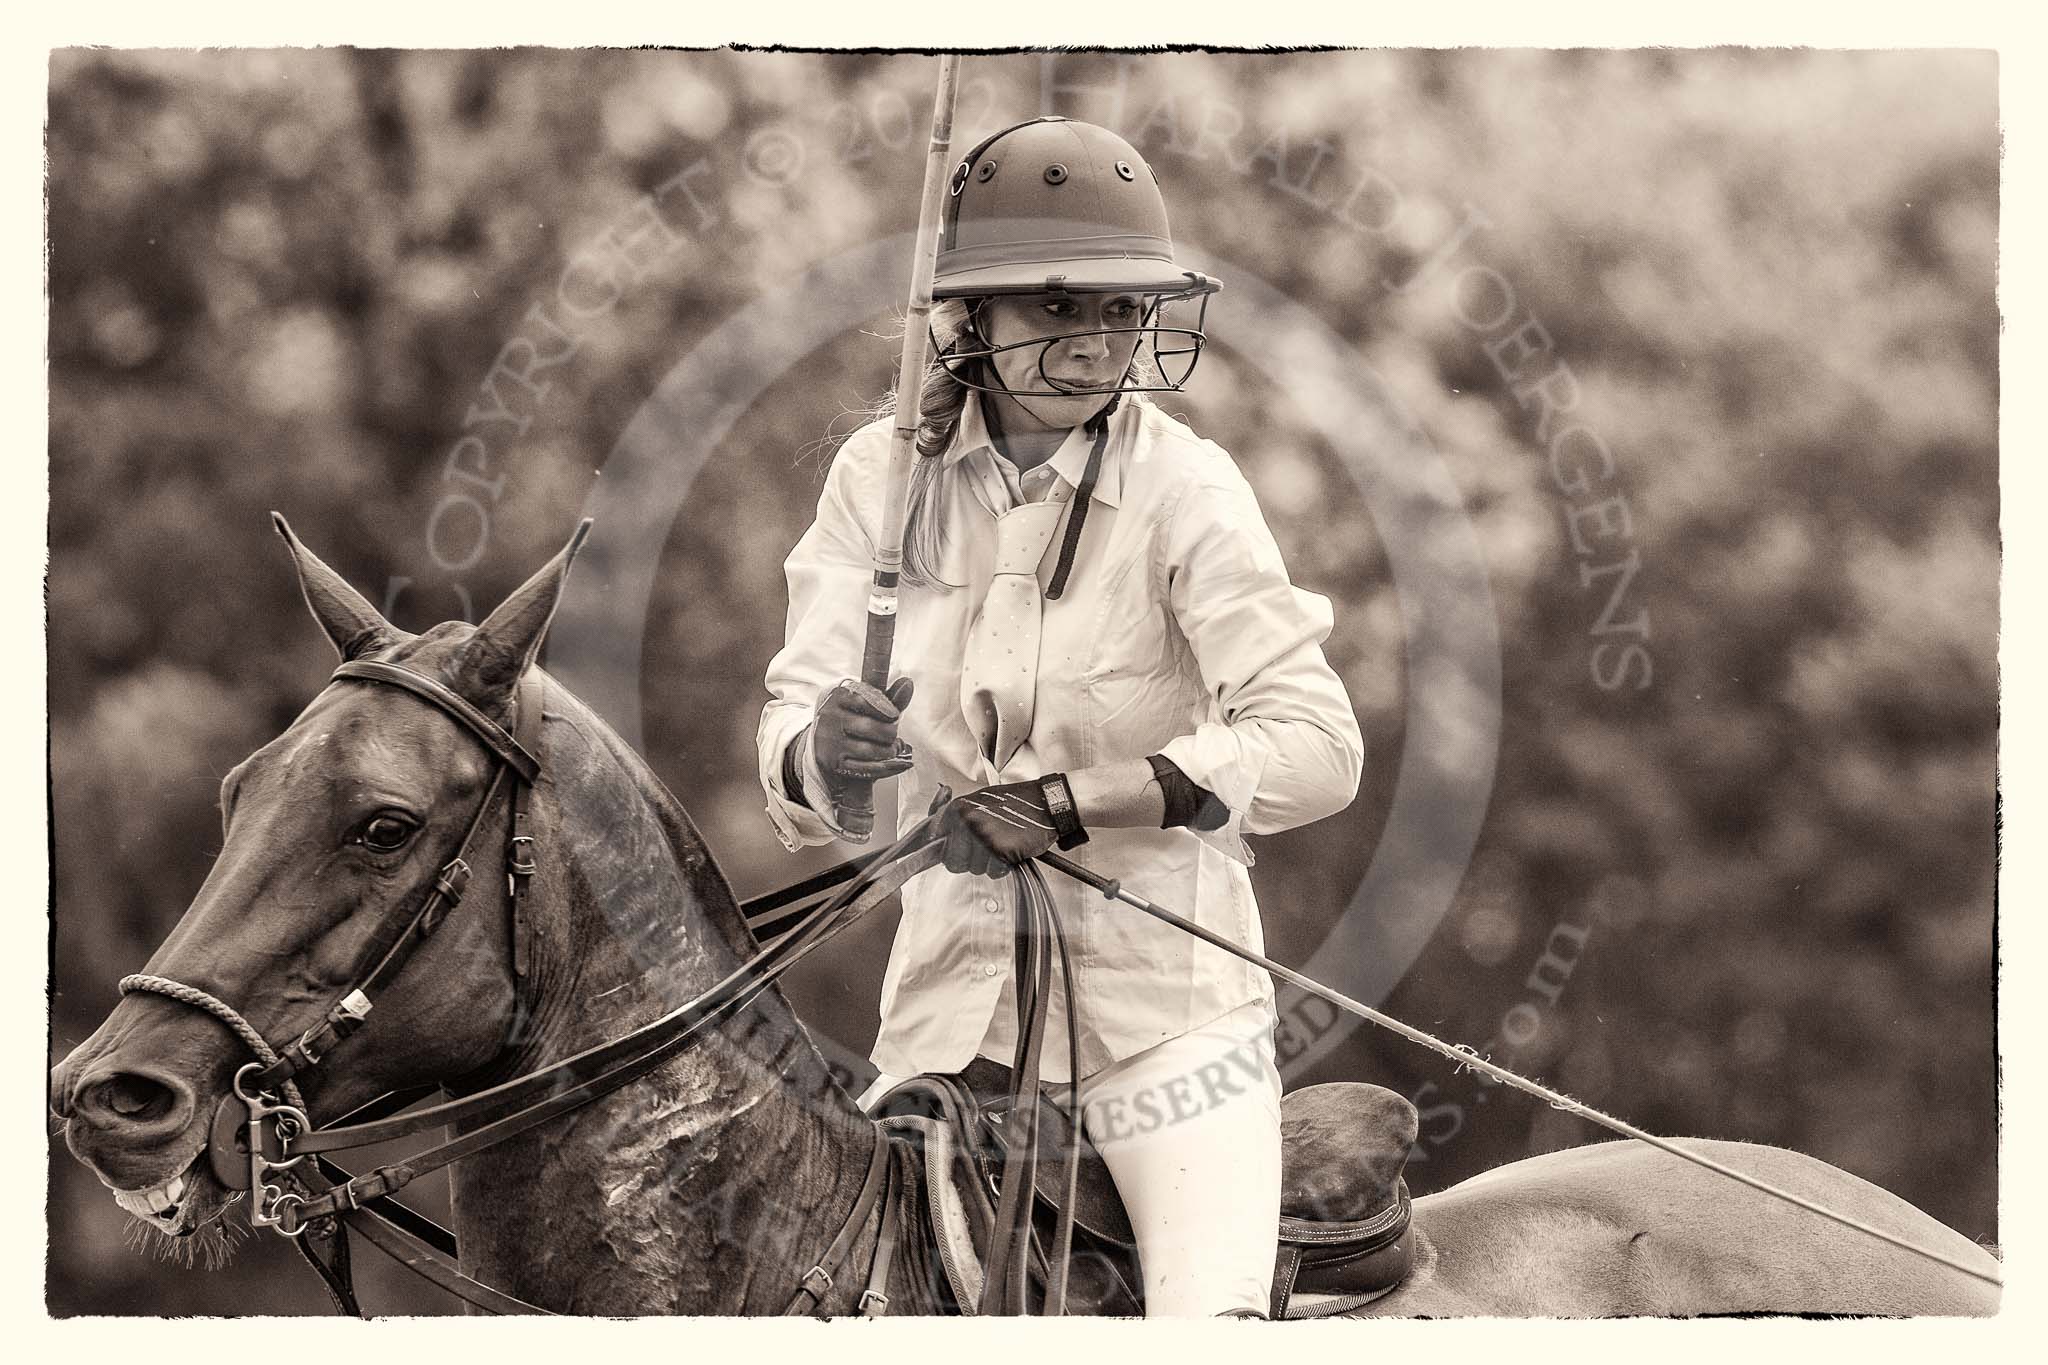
[121,658,947,1316]
[116,654,1998,1309]
[124,662,541,1229]
[1032,851,2005,1292]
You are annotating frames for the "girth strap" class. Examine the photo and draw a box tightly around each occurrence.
[862,1148,905,1316]
[786,1132,892,1315]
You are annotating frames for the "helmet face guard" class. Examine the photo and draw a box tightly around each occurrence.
[932,294,1212,400]
[929,117,1219,401]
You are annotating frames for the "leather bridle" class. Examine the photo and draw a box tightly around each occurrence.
[120,653,2002,1314]
[120,657,944,1316]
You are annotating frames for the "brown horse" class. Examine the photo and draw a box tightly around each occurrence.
[50,523,1999,1316]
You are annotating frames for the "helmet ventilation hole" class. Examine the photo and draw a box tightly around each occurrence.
[1044,163,1068,185]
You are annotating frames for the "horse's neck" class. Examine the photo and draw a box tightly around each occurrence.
[446,694,895,1314]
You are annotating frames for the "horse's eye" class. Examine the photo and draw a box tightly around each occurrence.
[360,814,416,852]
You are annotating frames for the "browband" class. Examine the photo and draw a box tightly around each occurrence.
[330,660,541,785]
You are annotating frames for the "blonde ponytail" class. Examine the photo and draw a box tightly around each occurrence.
[882,298,977,591]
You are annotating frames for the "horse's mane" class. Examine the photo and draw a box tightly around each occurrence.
[533,667,761,967]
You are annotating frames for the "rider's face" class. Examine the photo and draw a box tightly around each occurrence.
[977,293,1148,433]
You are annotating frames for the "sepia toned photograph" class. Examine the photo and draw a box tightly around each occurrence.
[43,43,2001,1317]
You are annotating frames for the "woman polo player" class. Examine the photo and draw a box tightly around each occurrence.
[758,116,1363,1317]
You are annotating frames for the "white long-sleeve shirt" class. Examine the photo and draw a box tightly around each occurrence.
[758,392,1363,1080]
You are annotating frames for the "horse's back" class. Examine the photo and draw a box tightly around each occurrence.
[1364,1139,1999,1317]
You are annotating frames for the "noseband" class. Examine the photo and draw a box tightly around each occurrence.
[119,656,944,1315]
[119,659,544,1240]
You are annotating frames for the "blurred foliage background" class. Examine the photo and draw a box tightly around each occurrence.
[46,48,1996,1315]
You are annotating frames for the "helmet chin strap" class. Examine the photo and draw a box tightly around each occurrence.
[1005,389,1117,435]
[965,299,1129,425]
[978,375,1116,457]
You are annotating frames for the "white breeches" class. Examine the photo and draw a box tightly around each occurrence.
[862,998,1282,1317]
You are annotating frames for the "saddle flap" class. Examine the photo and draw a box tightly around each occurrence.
[877,1069,1421,1317]
[872,1072,1142,1314]
[979,1093,1137,1248]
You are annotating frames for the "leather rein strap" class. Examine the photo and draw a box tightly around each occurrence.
[285,825,941,1316]
[978,864,1082,1315]
[284,837,942,1216]
[132,657,942,1316]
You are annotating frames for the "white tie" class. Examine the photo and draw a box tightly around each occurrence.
[959,494,1070,777]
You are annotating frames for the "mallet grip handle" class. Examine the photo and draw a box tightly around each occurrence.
[833,582,902,839]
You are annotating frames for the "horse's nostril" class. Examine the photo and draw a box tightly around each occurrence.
[91,1072,181,1125]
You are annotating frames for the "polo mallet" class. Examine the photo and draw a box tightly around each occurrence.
[1031,849,2002,1289]
[834,53,963,841]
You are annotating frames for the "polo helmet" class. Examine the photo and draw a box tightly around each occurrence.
[931,116,1219,399]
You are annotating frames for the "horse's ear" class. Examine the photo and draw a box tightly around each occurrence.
[452,519,593,705]
[271,512,405,661]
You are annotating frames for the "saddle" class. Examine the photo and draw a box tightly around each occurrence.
[876,853,1415,1317]
[874,1061,1418,1318]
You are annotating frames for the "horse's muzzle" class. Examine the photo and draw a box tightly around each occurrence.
[53,1053,204,1189]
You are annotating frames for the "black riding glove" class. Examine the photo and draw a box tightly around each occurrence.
[940,775,1088,880]
[806,677,916,800]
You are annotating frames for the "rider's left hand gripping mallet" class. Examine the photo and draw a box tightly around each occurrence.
[835,53,963,841]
